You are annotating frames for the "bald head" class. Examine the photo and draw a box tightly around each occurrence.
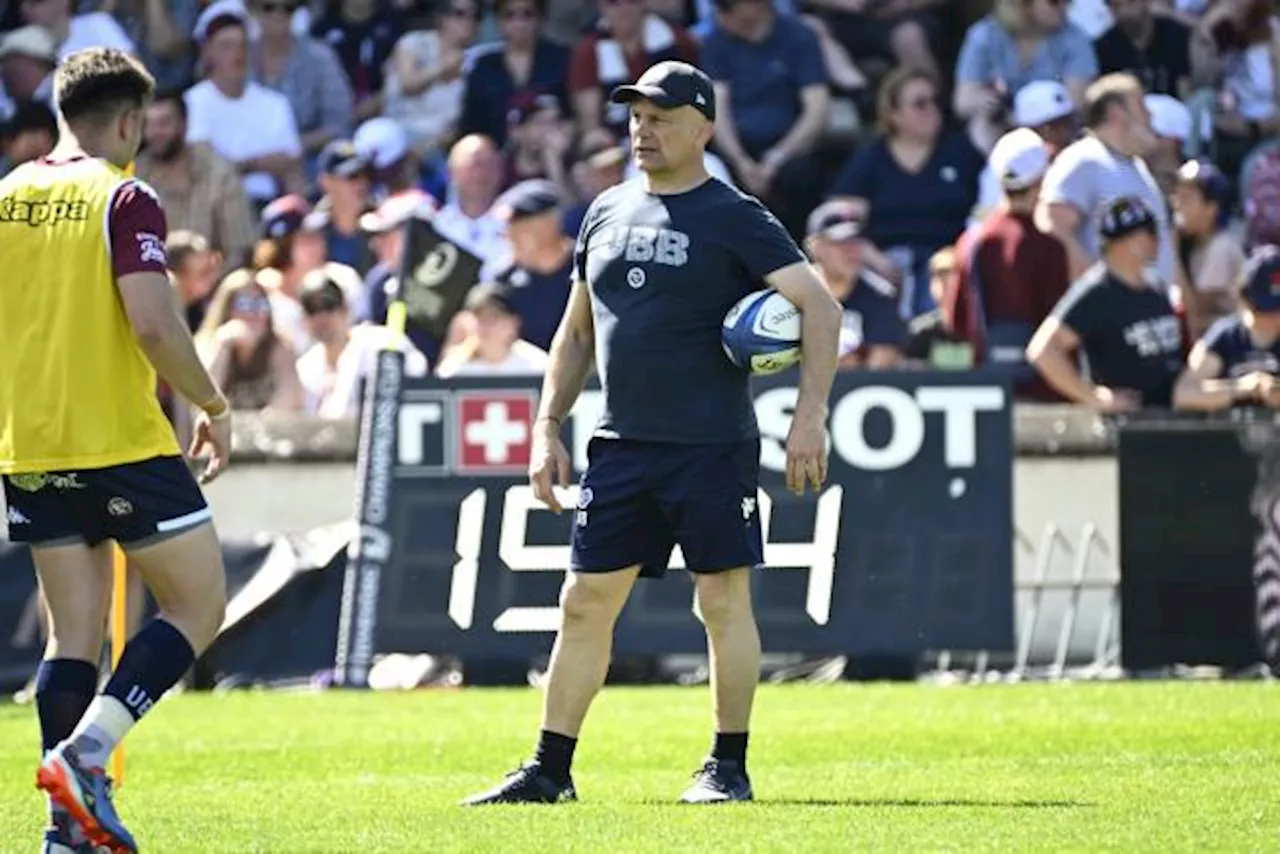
[449,134,503,212]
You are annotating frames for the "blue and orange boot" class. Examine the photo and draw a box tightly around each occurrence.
[36,743,136,854]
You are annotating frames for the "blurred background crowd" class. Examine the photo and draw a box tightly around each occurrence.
[3,0,1280,428]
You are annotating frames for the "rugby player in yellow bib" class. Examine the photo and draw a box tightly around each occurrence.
[0,49,232,854]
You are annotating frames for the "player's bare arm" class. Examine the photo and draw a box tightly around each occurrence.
[1026,317,1137,412]
[1173,343,1273,411]
[766,260,842,494]
[117,270,232,482]
[1038,202,1092,279]
[531,278,596,513]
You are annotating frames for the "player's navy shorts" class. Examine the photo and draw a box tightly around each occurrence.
[3,455,210,549]
[570,438,763,579]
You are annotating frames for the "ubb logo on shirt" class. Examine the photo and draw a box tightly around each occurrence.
[1122,316,1182,357]
[594,225,690,267]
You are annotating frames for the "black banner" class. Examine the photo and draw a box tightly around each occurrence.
[1118,419,1270,670]
[339,371,1016,666]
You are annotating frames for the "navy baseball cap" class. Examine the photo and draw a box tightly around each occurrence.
[806,200,862,241]
[1241,245,1280,312]
[317,139,369,180]
[259,194,310,240]
[610,61,716,121]
[494,179,563,222]
[1099,196,1157,242]
[1176,159,1231,206]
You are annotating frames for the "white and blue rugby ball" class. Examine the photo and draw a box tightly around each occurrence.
[722,289,802,375]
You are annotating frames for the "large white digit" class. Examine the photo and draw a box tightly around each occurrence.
[398,401,444,465]
[448,489,486,629]
[492,485,575,632]
[757,487,843,625]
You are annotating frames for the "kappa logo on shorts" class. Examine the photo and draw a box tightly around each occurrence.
[107,497,134,517]
[741,496,756,521]
[6,505,29,526]
[454,391,535,475]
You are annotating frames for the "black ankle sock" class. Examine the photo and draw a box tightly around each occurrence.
[712,731,748,765]
[534,729,577,783]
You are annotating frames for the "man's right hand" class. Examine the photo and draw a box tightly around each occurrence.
[1092,386,1141,413]
[189,402,232,484]
[530,419,571,513]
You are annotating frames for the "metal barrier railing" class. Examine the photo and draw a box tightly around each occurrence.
[932,523,1120,682]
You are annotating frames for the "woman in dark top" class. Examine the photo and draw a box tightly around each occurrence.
[830,67,984,318]
[1175,244,1280,410]
[1027,196,1184,410]
[457,0,570,148]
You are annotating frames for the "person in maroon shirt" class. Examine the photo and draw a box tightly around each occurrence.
[567,0,699,138]
[945,128,1070,402]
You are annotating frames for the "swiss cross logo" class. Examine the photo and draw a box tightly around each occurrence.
[454,391,535,474]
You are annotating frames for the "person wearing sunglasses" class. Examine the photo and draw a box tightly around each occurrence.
[195,268,305,413]
[1027,195,1184,411]
[248,0,354,158]
[383,0,479,165]
[295,270,427,418]
[456,0,569,148]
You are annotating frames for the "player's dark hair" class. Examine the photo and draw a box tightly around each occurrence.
[1083,73,1141,130]
[54,48,155,128]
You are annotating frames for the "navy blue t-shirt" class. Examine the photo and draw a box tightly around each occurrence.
[1202,314,1280,377]
[830,131,984,252]
[700,15,827,155]
[576,177,805,443]
[494,251,574,351]
[842,270,906,355]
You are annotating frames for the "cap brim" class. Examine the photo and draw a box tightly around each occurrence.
[609,84,682,109]
[817,222,861,241]
[359,213,393,233]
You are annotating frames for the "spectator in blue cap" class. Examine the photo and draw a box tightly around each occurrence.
[490,178,573,351]
[311,138,375,274]
[1175,245,1280,411]
[1173,159,1246,334]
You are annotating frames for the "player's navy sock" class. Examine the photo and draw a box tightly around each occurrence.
[67,619,195,769]
[534,729,577,784]
[36,658,98,834]
[711,731,749,766]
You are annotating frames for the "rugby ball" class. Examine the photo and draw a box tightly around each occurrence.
[722,289,802,375]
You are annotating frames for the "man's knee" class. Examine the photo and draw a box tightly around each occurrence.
[125,523,227,648]
[559,568,635,631]
[693,569,753,631]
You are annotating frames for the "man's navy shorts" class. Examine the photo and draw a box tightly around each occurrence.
[3,455,210,549]
[569,438,764,579]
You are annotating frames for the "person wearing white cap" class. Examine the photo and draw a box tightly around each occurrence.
[1143,93,1192,195]
[184,1,303,205]
[969,80,1078,227]
[947,128,1072,400]
[354,115,417,197]
[0,25,57,110]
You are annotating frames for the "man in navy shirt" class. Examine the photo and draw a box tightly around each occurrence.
[491,179,574,351]
[805,200,905,368]
[1175,246,1280,411]
[463,60,841,806]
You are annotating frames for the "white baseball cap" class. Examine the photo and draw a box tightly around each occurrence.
[989,128,1050,191]
[0,26,57,64]
[193,0,259,42]
[354,117,410,170]
[1145,94,1191,141]
[1013,80,1074,129]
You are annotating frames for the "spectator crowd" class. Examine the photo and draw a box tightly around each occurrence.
[4,0,1280,428]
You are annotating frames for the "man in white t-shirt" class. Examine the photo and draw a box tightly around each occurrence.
[435,283,548,378]
[295,270,428,418]
[184,2,302,205]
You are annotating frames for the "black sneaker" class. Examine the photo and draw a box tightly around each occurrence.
[460,762,577,805]
[678,758,753,803]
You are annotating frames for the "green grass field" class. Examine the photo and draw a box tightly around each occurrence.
[1,682,1277,852]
